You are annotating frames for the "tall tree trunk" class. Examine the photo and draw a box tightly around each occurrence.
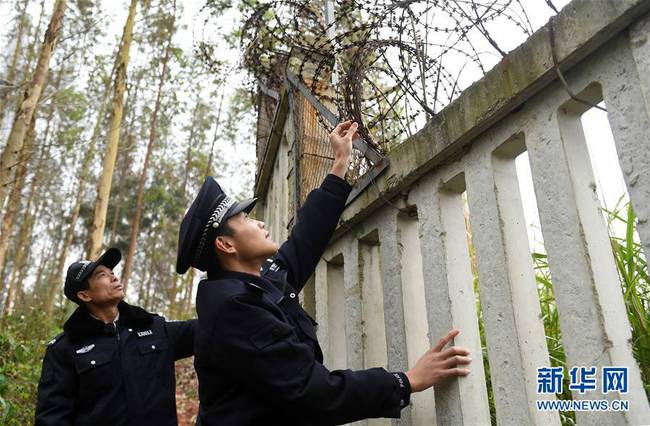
[23,0,47,80]
[181,98,201,201]
[7,65,63,314]
[107,141,127,244]
[38,238,61,315]
[136,237,149,305]
[122,2,175,291]
[205,89,225,176]
[0,0,66,208]
[179,273,189,318]
[10,200,43,309]
[108,77,142,245]
[144,237,158,311]
[107,73,141,245]
[0,0,30,129]
[183,268,195,317]
[86,0,138,259]
[169,97,200,310]
[0,114,35,317]
[34,237,54,295]
[43,93,112,320]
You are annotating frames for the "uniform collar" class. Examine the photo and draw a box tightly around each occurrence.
[64,301,153,343]
[210,269,283,297]
[211,269,267,289]
[89,311,120,325]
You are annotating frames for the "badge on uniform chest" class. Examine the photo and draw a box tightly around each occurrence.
[75,343,95,354]
[137,330,153,337]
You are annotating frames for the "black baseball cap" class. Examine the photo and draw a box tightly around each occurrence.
[64,247,122,304]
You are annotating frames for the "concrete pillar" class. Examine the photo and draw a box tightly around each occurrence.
[526,106,629,424]
[358,232,388,371]
[371,218,403,371]
[409,173,491,426]
[269,158,279,241]
[314,260,329,353]
[374,213,410,425]
[327,256,347,371]
[279,135,289,242]
[577,61,650,422]
[315,255,347,370]
[343,236,368,426]
[343,236,363,371]
[603,32,650,286]
[299,275,316,318]
[465,136,559,425]
[396,211,436,425]
[357,230,392,425]
[629,15,650,120]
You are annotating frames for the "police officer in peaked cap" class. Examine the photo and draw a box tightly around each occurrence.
[35,247,197,425]
[178,120,472,425]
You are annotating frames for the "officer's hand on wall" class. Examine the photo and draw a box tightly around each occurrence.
[405,328,472,392]
[329,120,357,179]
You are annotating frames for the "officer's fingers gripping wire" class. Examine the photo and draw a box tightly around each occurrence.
[333,119,352,131]
[329,120,357,159]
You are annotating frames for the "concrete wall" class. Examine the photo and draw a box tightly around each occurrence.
[255,0,650,424]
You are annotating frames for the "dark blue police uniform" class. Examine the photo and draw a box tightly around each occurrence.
[35,301,196,425]
[178,173,411,425]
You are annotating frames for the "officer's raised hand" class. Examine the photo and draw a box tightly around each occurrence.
[329,120,358,179]
[406,328,472,392]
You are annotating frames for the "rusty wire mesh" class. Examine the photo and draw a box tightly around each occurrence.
[290,79,374,207]
[290,86,334,206]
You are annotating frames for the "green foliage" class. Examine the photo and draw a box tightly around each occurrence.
[54,87,89,151]
[0,308,60,425]
[470,199,649,426]
[473,274,497,425]
[606,202,650,395]
[529,200,649,425]
[531,252,576,425]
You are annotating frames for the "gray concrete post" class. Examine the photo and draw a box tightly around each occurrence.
[409,172,491,426]
[466,136,559,425]
[314,259,330,362]
[604,28,650,287]
[376,209,413,425]
[526,106,626,425]
[343,236,364,372]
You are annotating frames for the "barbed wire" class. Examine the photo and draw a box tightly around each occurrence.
[199,0,542,151]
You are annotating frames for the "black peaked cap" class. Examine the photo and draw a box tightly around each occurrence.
[176,176,257,274]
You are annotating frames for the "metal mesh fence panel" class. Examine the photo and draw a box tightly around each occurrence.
[291,85,375,207]
[291,87,334,206]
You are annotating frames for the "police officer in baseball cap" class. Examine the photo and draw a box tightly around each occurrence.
[178,120,472,425]
[35,247,196,425]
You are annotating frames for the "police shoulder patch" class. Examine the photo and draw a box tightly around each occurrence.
[47,332,65,346]
[261,257,282,275]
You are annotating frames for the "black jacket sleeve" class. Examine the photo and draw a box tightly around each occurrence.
[165,319,197,360]
[275,173,351,292]
[35,343,76,426]
[212,294,408,425]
